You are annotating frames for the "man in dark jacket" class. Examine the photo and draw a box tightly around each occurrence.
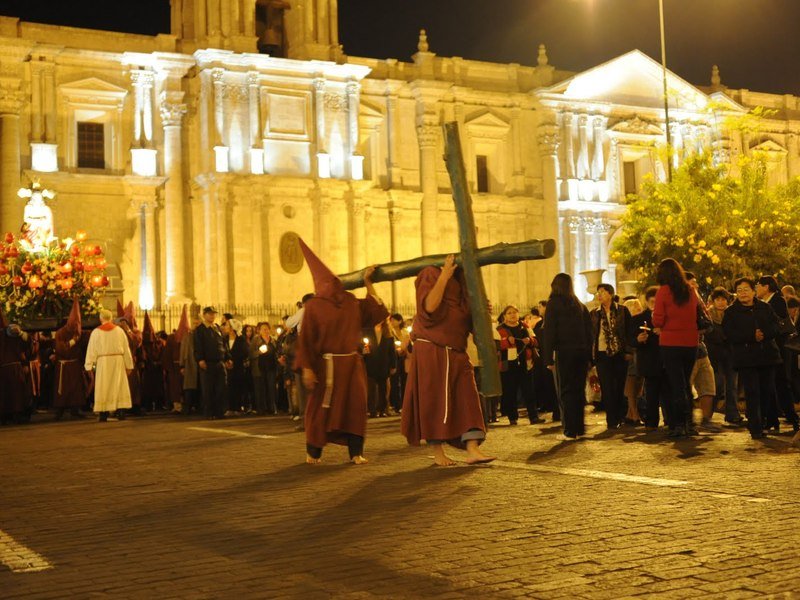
[755,276,799,432]
[591,283,632,430]
[193,306,232,419]
[722,278,782,439]
[628,286,669,430]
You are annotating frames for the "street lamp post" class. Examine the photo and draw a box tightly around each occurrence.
[658,0,673,182]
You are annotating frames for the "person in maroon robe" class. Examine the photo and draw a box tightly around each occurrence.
[140,312,166,411]
[401,255,496,466]
[53,298,87,420]
[162,305,188,412]
[294,238,389,465]
[121,302,143,411]
[0,310,32,424]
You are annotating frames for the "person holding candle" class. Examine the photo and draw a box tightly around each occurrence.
[295,239,388,465]
[401,254,496,466]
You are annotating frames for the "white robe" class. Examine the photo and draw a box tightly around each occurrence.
[85,324,134,412]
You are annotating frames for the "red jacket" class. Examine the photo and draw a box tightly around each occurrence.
[652,285,699,347]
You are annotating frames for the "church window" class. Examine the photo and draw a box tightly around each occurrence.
[476,155,489,193]
[622,160,637,196]
[77,122,105,169]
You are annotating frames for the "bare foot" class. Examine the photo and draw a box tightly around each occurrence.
[464,439,496,465]
[465,452,497,465]
[432,445,456,466]
[350,455,369,465]
[305,454,321,465]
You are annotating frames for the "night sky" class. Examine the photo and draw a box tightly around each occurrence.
[1,0,798,95]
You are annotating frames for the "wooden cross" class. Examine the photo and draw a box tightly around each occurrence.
[339,122,556,401]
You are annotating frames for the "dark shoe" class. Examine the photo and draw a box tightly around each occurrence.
[529,418,545,425]
[509,421,518,426]
[98,412,109,422]
[668,426,685,438]
[685,424,699,436]
[764,422,780,434]
[116,410,127,421]
[751,432,765,440]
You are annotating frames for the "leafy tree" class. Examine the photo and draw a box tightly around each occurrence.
[611,152,800,295]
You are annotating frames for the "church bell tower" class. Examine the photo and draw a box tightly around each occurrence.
[170,0,344,62]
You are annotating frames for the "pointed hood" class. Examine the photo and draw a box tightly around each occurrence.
[298,237,345,303]
[65,297,82,335]
[116,299,125,318]
[142,311,156,344]
[175,304,189,343]
[124,301,138,330]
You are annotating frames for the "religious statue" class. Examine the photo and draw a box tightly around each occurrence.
[18,181,55,252]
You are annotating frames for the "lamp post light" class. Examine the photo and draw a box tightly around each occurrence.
[658,0,673,182]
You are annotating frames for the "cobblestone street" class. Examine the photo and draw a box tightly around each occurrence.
[2,411,800,599]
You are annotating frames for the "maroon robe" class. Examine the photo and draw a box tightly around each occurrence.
[295,293,388,449]
[53,328,87,409]
[401,266,486,448]
[0,331,30,416]
[126,331,143,407]
[161,334,183,408]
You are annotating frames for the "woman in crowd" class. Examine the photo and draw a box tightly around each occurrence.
[722,277,781,440]
[497,305,538,426]
[628,286,668,431]
[622,298,644,426]
[241,325,256,413]
[705,287,743,425]
[256,322,279,415]
[223,319,249,414]
[364,317,397,418]
[542,273,593,440]
[651,258,698,438]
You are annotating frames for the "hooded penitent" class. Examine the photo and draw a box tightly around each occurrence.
[124,301,138,331]
[116,299,125,318]
[142,311,156,345]
[65,297,82,336]
[297,237,347,305]
[175,305,189,344]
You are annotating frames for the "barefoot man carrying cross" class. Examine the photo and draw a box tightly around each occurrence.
[401,254,496,466]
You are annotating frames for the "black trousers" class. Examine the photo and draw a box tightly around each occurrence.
[661,346,697,429]
[367,376,388,416]
[500,367,524,423]
[307,435,364,459]
[739,366,774,437]
[199,362,227,419]
[643,375,669,428]
[595,352,628,428]
[770,350,798,427]
[554,350,589,437]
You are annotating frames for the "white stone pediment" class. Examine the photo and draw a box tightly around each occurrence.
[60,77,128,98]
[708,91,747,113]
[610,116,663,136]
[464,109,510,130]
[751,139,787,154]
[541,50,715,112]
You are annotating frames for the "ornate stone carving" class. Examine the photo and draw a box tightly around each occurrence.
[537,124,560,156]
[611,116,663,136]
[416,124,439,148]
[0,85,24,114]
[130,70,155,87]
[160,102,187,126]
[211,68,225,85]
[247,71,260,87]
[323,93,347,112]
[278,231,304,274]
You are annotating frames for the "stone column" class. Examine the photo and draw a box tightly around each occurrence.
[576,114,590,179]
[388,203,402,306]
[509,105,525,194]
[143,201,159,305]
[417,120,439,255]
[346,80,360,179]
[43,64,56,143]
[583,218,597,269]
[568,216,582,279]
[316,0,329,45]
[313,78,328,176]
[385,90,401,186]
[562,112,576,179]
[29,62,43,142]
[247,71,263,174]
[160,94,189,303]
[537,123,560,251]
[212,68,225,147]
[251,196,264,303]
[597,218,611,276]
[349,196,365,270]
[0,82,23,235]
[787,134,800,179]
[131,70,155,147]
[216,193,230,304]
[591,116,606,180]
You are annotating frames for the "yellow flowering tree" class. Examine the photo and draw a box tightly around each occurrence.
[611,152,800,293]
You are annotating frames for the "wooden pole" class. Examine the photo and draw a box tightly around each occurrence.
[338,239,555,290]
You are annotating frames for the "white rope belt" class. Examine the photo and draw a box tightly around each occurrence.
[321,352,359,409]
[415,338,452,424]
[57,359,79,395]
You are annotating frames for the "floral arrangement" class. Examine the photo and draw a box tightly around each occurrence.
[0,230,109,323]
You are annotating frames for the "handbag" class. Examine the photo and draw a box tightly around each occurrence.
[696,304,713,333]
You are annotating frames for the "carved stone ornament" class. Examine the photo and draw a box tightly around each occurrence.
[279,231,304,274]
[160,102,187,126]
[416,124,438,147]
[611,116,663,136]
[323,93,347,112]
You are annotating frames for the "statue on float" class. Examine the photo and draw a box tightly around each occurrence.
[17,180,55,252]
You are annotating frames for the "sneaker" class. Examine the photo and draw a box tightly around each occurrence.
[699,419,722,433]
[291,415,301,421]
[556,433,577,441]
